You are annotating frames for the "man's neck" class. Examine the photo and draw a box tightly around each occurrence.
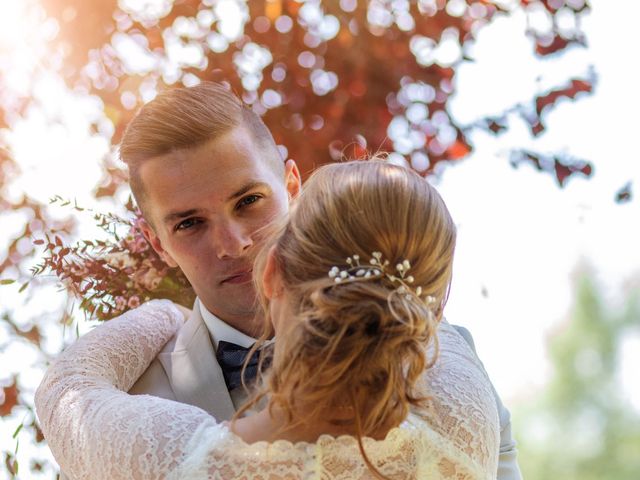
[198,300,263,339]
[222,316,262,338]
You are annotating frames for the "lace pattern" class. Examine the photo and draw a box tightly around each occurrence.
[415,321,500,476]
[35,300,498,479]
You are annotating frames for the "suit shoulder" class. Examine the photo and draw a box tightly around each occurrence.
[160,327,180,353]
[157,302,193,354]
[450,324,477,352]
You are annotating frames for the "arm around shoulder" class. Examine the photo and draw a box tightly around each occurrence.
[35,300,193,479]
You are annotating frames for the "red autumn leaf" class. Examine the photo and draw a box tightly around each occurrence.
[510,150,593,188]
[16,325,42,346]
[486,119,507,135]
[35,423,45,443]
[531,121,546,137]
[615,182,633,203]
[94,183,119,199]
[447,140,471,160]
[554,158,593,187]
[535,79,593,116]
[521,151,544,171]
[0,379,19,417]
[4,452,17,476]
[535,34,585,56]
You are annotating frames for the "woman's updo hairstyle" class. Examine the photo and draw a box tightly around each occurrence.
[239,159,457,474]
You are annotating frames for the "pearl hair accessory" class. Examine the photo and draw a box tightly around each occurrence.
[328,252,436,305]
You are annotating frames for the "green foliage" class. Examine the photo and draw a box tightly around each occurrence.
[515,272,640,480]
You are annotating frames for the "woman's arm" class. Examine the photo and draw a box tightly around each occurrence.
[414,320,501,479]
[34,300,218,480]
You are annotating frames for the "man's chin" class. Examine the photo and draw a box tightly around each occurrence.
[201,284,258,319]
[219,279,257,296]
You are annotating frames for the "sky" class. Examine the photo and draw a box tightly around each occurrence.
[440,0,640,407]
[1,0,640,477]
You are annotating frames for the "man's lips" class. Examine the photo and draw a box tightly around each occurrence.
[221,269,253,285]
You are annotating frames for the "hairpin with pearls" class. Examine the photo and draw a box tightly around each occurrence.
[328,252,436,305]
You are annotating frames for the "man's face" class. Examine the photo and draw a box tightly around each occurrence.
[138,126,300,334]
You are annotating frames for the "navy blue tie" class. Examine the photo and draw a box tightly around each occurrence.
[215,341,261,391]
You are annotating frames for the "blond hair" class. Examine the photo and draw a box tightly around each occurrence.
[119,81,282,217]
[238,159,457,478]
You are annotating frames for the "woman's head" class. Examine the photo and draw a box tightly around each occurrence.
[242,159,456,446]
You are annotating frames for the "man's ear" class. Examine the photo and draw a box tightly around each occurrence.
[139,218,179,268]
[262,246,283,300]
[284,159,301,202]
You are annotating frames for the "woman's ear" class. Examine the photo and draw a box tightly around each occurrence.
[284,159,301,201]
[262,246,283,300]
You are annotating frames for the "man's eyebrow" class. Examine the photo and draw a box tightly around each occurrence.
[162,182,270,224]
[163,209,201,224]
[227,181,271,202]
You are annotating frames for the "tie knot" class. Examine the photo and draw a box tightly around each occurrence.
[216,341,262,391]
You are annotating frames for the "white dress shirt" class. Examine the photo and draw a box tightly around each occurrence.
[197,298,256,349]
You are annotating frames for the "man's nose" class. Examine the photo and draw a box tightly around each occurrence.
[213,221,253,259]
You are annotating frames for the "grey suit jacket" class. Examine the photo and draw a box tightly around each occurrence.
[128,301,239,417]
[63,303,521,479]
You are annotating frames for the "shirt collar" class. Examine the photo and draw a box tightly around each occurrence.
[197,298,256,349]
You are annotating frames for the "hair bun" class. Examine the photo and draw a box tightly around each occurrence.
[303,276,437,363]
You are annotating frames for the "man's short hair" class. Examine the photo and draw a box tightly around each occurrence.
[120,81,283,216]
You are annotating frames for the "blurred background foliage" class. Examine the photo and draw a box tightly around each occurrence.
[515,269,640,479]
[3,1,636,478]
[0,0,596,323]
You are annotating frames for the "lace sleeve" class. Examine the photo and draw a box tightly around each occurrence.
[414,320,501,478]
[34,300,222,480]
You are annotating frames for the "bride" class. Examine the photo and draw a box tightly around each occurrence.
[35,160,499,479]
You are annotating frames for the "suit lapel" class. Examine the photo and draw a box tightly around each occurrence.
[158,303,236,421]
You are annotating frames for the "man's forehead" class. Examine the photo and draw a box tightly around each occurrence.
[140,139,269,191]
[140,156,279,219]
[136,125,285,219]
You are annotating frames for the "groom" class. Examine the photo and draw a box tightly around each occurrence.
[121,81,521,479]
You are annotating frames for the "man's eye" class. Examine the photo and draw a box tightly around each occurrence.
[236,194,261,209]
[175,218,201,231]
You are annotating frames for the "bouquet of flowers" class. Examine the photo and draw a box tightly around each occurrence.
[32,197,195,321]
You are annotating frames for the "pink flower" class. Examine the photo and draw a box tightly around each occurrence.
[124,233,150,254]
[132,215,145,230]
[115,296,127,311]
[134,236,149,253]
[132,267,163,290]
[127,296,141,309]
[104,252,137,269]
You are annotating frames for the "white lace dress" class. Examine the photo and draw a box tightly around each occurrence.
[35,300,499,479]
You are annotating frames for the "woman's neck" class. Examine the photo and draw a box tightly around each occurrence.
[231,403,397,444]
